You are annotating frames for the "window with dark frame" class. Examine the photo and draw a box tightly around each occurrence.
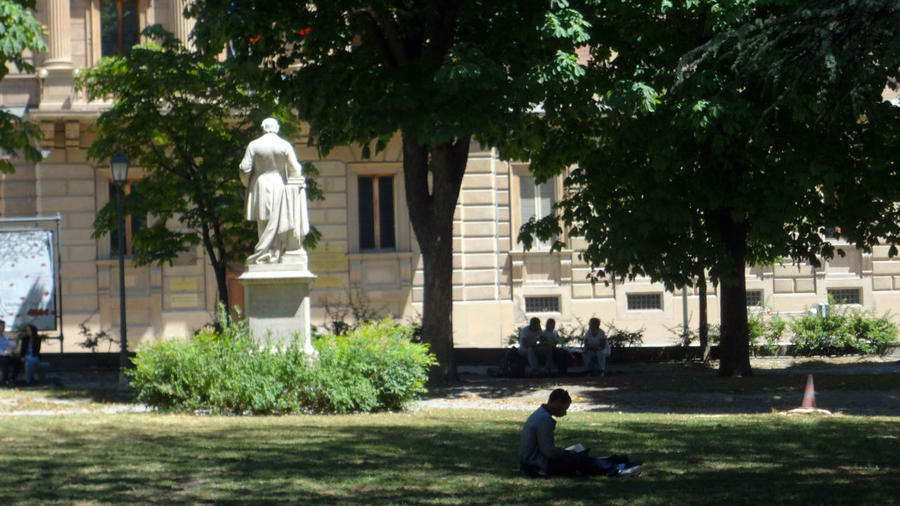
[101,0,140,57]
[524,296,560,313]
[519,175,556,247]
[746,290,763,307]
[827,288,861,305]
[108,181,146,256]
[627,293,662,311]
[358,175,395,250]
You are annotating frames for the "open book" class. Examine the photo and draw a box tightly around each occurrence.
[565,443,586,453]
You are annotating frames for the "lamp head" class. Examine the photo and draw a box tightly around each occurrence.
[110,149,129,184]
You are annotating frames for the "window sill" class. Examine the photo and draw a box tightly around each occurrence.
[96,257,137,266]
[347,250,414,261]
[510,248,572,256]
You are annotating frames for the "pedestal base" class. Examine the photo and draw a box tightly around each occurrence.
[238,264,316,355]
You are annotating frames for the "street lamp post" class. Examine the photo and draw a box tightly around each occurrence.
[110,149,129,387]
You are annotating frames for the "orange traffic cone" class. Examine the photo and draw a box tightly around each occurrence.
[785,373,832,416]
[800,374,816,409]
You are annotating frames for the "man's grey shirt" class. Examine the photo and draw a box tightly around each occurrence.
[518,405,566,474]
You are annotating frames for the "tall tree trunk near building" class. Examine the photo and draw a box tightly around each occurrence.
[698,271,710,362]
[402,133,469,382]
[716,213,752,377]
[200,221,230,312]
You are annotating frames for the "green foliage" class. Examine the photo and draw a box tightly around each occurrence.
[76,323,117,353]
[77,25,321,309]
[517,0,900,376]
[316,288,387,336]
[0,0,47,173]
[747,310,787,356]
[314,320,436,412]
[607,324,645,349]
[789,305,899,357]
[188,0,599,380]
[128,315,435,414]
[556,320,586,347]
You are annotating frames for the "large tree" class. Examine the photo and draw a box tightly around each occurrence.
[188,0,594,380]
[78,27,308,310]
[521,0,900,376]
[0,0,46,173]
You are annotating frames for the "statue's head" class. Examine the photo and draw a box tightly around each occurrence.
[261,118,280,134]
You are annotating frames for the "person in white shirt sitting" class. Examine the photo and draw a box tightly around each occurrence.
[582,317,610,377]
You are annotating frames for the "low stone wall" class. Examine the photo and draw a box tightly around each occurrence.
[39,344,900,373]
[453,346,721,366]
[40,352,135,372]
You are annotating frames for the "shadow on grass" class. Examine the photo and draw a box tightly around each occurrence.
[0,412,896,504]
[777,358,900,374]
[12,370,137,404]
[424,362,900,416]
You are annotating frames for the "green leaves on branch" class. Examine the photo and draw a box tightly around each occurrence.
[0,0,47,173]
[128,316,436,414]
[77,25,307,307]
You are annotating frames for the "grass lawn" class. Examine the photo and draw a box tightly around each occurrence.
[0,407,897,505]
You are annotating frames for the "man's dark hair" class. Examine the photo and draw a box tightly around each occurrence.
[529,317,540,326]
[0,320,5,326]
[546,318,555,326]
[548,388,571,404]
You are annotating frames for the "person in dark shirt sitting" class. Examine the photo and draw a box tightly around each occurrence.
[518,388,642,478]
[0,320,18,386]
[11,324,42,385]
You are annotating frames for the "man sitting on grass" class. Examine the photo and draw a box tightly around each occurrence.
[518,388,642,478]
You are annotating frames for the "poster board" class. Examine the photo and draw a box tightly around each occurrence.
[0,229,57,330]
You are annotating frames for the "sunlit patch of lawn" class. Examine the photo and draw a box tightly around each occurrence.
[0,409,896,504]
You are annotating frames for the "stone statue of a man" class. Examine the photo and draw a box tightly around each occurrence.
[239,118,310,264]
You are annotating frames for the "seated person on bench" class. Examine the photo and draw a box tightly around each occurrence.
[0,320,17,386]
[11,324,42,386]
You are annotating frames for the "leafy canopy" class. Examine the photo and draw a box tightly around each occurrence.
[522,0,900,289]
[77,27,319,296]
[0,0,47,173]
[188,0,594,159]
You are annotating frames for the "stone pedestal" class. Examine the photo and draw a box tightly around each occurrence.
[238,256,316,355]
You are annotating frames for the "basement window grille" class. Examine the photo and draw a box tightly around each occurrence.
[627,293,662,311]
[525,296,560,313]
[827,288,861,305]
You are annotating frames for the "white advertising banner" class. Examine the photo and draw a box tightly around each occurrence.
[0,230,56,330]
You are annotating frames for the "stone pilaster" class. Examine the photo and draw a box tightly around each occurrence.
[43,0,72,68]
[39,0,75,107]
[169,0,196,48]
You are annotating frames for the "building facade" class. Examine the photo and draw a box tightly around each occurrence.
[3,2,900,352]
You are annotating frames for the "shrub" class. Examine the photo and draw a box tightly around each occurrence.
[313,319,436,412]
[845,311,898,354]
[748,310,786,356]
[607,324,644,348]
[128,316,435,414]
[789,304,899,356]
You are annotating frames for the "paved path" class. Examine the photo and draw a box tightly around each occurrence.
[416,357,900,416]
[1,357,898,416]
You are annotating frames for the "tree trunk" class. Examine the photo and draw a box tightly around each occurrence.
[212,261,229,311]
[401,132,469,382]
[716,214,752,377]
[200,223,230,314]
[698,271,710,363]
[420,235,456,381]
